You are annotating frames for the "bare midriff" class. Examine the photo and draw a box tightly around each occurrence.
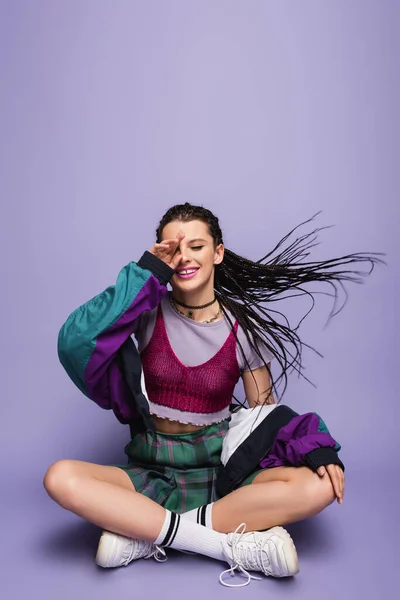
[152,415,207,434]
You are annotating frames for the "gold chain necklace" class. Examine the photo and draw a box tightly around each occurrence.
[170,297,222,324]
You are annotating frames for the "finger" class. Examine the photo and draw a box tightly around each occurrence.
[335,466,342,499]
[155,242,181,261]
[334,466,343,503]
[149,244,170,257]
[150,242,180,265]
[333,465,344,500]
[161,232,185,246]
[327,465,341,502]
[336,469,344,504]
[162,236,185,255]
[338,466,345,500]
[158,239,178,248]
[317,467,326,477]
[171,252,183,270]
[334,467,343,503]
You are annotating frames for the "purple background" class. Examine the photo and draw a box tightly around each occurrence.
[1,1,398,598]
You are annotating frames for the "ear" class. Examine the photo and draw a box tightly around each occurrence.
[213,244,224,265]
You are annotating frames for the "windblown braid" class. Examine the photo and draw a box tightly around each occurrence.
[156,203,385,405]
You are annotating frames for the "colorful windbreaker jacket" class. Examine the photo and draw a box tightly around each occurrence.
[58,251,345,493]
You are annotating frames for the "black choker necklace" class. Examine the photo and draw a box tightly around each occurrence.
[172,297,217,310]
[170,297,222,323]
[171,296,218,320]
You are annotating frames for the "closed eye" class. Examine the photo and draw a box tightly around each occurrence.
[191,246,204,251]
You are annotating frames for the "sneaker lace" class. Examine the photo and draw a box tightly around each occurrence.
[145,545,168,563]
[219,523,263,588]
[121,541,167,566]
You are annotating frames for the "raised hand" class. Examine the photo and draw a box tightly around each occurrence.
[149,230,185,270]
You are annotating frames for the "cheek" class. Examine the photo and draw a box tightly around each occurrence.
[201,250,216,267]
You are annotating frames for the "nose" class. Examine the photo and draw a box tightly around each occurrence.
[177,251,191,265]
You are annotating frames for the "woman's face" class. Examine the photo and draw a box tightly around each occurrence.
[160,219,224,298]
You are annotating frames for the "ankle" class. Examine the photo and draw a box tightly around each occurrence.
[182,503,214,528]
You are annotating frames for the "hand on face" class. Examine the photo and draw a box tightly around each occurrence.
[149,230,185,270]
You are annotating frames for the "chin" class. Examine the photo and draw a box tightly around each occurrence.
[172,281,203,294]
[171,275,209,295]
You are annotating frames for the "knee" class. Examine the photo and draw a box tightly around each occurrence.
[299,468,335,510]
[43,460,81,508]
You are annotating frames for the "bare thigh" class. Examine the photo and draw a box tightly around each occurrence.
[251,465,311,485]
[43,459,136,496]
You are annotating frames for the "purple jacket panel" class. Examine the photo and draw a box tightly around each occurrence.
[260,412,338,468]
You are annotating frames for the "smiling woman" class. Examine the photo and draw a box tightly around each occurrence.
[159,221,224,320]
[45,202,384,586]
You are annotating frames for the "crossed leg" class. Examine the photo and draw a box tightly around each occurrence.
[44,460,336,538]
[211,466,336,533]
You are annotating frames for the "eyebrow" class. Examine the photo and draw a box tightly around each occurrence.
[187,238,207,244]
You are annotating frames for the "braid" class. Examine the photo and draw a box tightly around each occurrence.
[156,203,385,405]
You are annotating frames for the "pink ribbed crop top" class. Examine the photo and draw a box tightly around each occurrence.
[141,306,241,425]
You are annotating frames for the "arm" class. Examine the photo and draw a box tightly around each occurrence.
[242,365,275,407]
[243,367,343,473]
[244,365,345,503]
[58,251,174,423]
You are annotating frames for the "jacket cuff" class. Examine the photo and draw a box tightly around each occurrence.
[304,447,345,473]
[137,251,175,286]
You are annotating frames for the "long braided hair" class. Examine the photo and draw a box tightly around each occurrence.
[156,203,385,406]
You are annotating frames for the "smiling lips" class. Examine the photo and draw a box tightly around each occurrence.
[175,267,199,280]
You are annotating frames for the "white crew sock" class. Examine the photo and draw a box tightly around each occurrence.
[154,509,227,562]
[182,503,214,529]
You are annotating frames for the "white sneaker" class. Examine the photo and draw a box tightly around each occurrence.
[220,523,299,587]
[95,531,167,568]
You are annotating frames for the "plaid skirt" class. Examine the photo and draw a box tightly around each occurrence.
[110,419,263,513]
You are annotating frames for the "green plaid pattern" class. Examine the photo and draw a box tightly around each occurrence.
[110,420,262,513]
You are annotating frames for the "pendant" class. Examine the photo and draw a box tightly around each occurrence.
[187,310,194,319]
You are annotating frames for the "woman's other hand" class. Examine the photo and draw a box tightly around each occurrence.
[317,464,345,504]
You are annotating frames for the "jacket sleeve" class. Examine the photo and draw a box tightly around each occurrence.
[57,251,175,424]
[259,412,345,472]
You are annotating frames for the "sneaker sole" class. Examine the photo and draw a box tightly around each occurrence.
[95,531,120,568]
[268,526,299,577]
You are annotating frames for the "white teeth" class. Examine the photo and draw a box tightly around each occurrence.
[179,269,197,275]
